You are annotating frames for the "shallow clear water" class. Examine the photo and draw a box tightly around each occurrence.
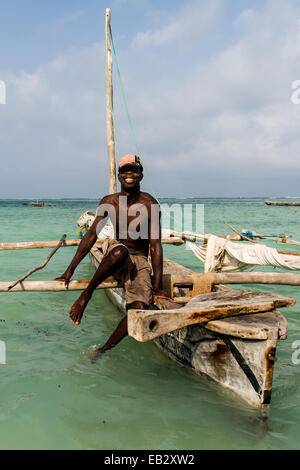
[0,198,300,450]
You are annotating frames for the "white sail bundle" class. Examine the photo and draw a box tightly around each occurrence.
[185,234,300,273]
[77,221,300,273]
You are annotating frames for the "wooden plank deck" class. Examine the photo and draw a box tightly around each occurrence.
[127,289,295,342]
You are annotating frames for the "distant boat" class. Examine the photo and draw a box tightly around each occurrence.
[22,200,56,207]
[261,199,300,207]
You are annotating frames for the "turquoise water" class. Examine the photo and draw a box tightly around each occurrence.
[1,198,300,450]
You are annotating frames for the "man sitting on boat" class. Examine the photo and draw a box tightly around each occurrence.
[55,154,169,358]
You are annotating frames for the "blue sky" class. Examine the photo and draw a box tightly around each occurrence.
[0,0,264,71]
[1,0,300,198]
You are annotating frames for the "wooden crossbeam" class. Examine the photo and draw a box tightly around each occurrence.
[0,240,81,251]
[0,237,184,251]
[2,272,300,294]
[127,290,295,343]
[0,279,119,292]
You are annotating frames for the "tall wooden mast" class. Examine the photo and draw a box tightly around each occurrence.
[105,8,117,194]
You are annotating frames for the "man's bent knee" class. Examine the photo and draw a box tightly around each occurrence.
[109,245,129,262]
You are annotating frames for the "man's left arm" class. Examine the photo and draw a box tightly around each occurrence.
[149,200,171,303]
[150,238,163,295]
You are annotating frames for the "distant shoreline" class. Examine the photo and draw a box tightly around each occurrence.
[1,197,300,201]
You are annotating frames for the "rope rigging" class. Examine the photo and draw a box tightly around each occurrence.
[108,25,162,205]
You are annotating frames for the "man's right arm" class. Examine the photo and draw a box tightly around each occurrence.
[55,198,110,285]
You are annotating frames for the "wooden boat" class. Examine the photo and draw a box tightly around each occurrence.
[76,10,297,409]
[88,241,293,408]
[261,198,300,207]
[0,9,296,413]
[22,200,56,207]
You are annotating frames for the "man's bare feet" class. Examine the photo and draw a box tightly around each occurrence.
[89,346,108,363]
[88,316,128,362]
[69,293,90,325]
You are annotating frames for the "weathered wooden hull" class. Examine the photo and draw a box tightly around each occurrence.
[89,247,288,408]
[154,314,282,408]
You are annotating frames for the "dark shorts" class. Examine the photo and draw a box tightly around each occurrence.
[100,239,153,307]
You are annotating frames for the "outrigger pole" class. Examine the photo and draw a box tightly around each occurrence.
[105,8,117,194]
[3,272,300,293]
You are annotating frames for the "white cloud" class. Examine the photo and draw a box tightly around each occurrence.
[234,9,256,28]
[0,42,108,198]
[132,0,221,49]
[2,0,300,198]
[54,10,84,27]
[128,0,300,194]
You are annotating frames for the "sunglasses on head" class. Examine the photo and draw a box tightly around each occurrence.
[119,164,141,175]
